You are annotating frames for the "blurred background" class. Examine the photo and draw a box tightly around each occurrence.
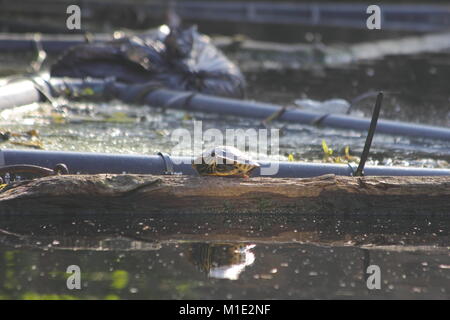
[0,1,449,300]
[0,0,449,163]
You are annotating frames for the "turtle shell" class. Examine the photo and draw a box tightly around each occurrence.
[192,146,260,177]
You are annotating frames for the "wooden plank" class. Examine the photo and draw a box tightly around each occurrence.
[0,174,449,215]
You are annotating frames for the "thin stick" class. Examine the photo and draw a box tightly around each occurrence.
[354,92,383,176]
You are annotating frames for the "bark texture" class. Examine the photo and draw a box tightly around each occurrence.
[0,174,449,215]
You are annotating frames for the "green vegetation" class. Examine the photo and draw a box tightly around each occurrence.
[111,270,129,290]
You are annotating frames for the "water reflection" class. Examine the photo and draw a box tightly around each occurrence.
[187,243,256,280]
[0,213,448,299]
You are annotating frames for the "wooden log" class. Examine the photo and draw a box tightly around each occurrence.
[0,174,449,215]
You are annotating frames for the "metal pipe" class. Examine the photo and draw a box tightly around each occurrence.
[1,77,450,142]
[0,33,112,53]
[0,79,42,110]
[141,88,450,141]
[1,1,449,31]
[1,149,449,178]
[0,149,194,175]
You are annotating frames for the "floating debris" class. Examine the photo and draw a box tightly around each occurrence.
[0,129,44,149]
[10,140,44,149]
[294,98,350,114]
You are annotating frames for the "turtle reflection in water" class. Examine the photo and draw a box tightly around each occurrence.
[192,146,260,178]
[187,243,256,280]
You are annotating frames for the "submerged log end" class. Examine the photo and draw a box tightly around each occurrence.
[0,174,449,215]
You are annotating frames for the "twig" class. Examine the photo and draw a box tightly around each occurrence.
[354,92,383,176]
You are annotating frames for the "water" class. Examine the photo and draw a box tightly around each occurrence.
[0,214,449,299]
[0,30,449,300]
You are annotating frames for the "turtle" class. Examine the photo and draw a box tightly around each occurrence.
[192,146,260,177]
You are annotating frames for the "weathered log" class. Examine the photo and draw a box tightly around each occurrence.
[0,174,449,215]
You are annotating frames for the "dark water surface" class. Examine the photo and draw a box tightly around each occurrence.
[0,214,449,299]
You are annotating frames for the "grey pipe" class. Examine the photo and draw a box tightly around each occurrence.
[1,77,450,141]
[142,89,450,141]
[1,149,449,178]
[0,80,42,110]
